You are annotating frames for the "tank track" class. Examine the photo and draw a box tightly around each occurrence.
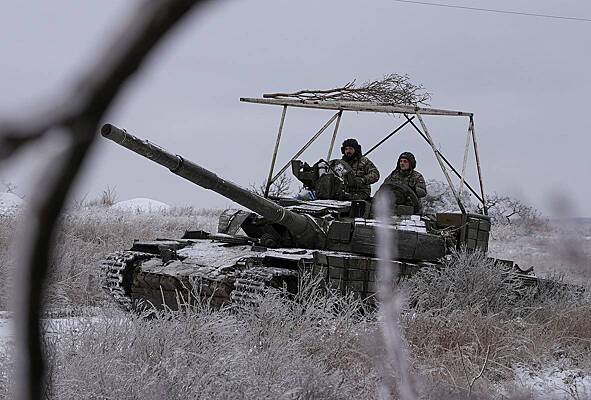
[99,251,150,311]
[231,267,275,306]
[231,266,298,306]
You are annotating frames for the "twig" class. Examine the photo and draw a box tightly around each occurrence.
[263,74,431,106]
[468,345,491,397]
[457,342,491,397]
[375,193,417,400]
[457,342,471,387]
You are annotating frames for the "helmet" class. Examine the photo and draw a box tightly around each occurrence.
[341,138,362,156]
[397,152,416,169]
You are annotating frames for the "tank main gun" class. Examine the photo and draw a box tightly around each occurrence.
[100,124,326,248]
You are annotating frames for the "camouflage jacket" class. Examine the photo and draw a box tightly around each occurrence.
[382,169,427,199]
[343,155,380,199]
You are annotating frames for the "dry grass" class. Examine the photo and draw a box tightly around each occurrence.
[1,207,590,398]
[0,206,220,309]
[2,279,379,400]
[403,250,591,398]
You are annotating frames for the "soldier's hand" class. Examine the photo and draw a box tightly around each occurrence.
[353,177,365,187]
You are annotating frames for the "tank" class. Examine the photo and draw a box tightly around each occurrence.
[99,123,538,311]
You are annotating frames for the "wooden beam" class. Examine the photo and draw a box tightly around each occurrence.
[240,97,473,117]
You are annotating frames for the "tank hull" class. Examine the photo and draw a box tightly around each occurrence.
[100,233,546,311]
[100,235,436,310]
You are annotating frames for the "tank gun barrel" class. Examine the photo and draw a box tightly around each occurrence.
[100,124,321,242]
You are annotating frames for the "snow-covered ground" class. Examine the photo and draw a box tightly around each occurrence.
[0,312,12,347]
[511,365,591,399]
[0,192,23,215]
[0,204,589,396]
[0,193,172,215]
[111,197,171,213]
[488,219,591,280]
[0,312,103,349]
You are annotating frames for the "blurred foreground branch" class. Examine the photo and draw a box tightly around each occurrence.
[0,1,207,399]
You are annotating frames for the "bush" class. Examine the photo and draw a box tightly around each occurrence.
[85,186,118,208]
[403,250,591,397]
[422,179,477,214]
[485,193,545,228]
[405,249,532,315]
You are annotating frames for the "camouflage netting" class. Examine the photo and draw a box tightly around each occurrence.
[263,74,431,106]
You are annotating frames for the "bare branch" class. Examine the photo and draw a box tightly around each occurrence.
[6,2,208,399]
[485,192,543,226]
[250,173,294,198]
[468,345,491,396]
[457,342,471,387]
[263,74,431,106]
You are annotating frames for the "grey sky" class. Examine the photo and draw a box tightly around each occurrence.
[1,1,590,217]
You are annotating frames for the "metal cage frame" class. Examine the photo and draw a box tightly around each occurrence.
[240,97,487,214]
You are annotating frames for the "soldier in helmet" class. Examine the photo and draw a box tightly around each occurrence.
[380,151,427,207]
[340,138,380,200]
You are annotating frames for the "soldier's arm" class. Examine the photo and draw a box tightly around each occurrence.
[381,170,395,186]
[414,173,427,198]
[363,159,380,184]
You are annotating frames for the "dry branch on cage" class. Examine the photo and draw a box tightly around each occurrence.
[263,74,431,106]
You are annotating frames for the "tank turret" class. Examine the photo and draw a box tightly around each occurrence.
[101,124,326,248]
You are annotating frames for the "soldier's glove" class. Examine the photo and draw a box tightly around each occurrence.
[353,177,365,188]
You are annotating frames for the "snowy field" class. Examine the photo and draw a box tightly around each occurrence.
[0,198,590,399]
[488,219,591,281]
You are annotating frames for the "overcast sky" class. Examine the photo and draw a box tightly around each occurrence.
[1,0,590,217]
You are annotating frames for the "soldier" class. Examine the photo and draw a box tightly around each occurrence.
[380,151,427,207]
[340,138,380,200]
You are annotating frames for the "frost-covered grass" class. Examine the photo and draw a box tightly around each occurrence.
[1,255,589,399]
[1,207,590,398]
[404,250,591,398]
[0,206,220,309]
[2,282,379,400]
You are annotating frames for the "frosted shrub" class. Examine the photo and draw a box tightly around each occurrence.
[405,249,531,315]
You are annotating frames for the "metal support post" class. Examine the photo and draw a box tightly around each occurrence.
[415,112,466,214]
[326,110,343,160]
[270,111,340,184]
[264,105,287,197]
[404,114,483,204]
[470,116,487,214]
[458,120,472,198]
